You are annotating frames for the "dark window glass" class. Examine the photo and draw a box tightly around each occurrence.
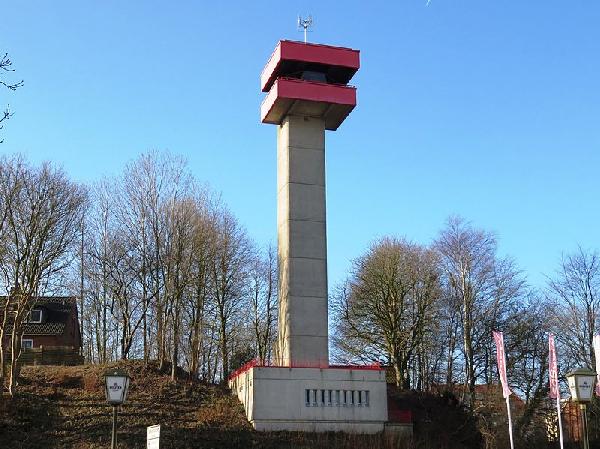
[28,309,42,323]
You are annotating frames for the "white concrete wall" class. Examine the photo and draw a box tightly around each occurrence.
[230,369,255,420]
[276,115,329,367]
[230,366,388,433]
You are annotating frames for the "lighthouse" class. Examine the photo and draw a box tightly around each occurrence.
[262,40,360,367]
[229,39,389,433]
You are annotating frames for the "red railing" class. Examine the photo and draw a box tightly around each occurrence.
[227,359,383,381]
[228,359,260,381]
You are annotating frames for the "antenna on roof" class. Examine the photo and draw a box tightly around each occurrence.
[297,15,313,43]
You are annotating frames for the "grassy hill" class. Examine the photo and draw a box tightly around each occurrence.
[0,361,399,449]
[1,361,482,449]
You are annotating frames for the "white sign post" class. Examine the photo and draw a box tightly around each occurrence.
[147,424,160,449]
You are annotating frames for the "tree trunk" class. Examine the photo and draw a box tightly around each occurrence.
[391,346,404,388]
[219,314,228,382]
[446,323,456,386]
[463,315,475,407]
[157,301,165,370]
[0,327,5,379]
[8,325,22,396]
[171,297,180,381]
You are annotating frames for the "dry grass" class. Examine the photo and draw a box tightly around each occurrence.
[2,362,247,449]
[1,362,483,449]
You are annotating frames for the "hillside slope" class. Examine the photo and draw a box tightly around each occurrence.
[1,362,409,449]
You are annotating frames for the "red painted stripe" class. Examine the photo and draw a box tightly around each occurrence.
[281,40,360,70]
[277,78,356,104]
[228,358,383,381]
[260,78,356,125]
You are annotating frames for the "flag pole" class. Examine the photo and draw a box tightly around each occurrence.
[549,334,564,449]
[556,394,564,449]
[493,331,514,449]
[506,395,514,449]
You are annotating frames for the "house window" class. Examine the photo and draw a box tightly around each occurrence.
[351,390,355,406]
[364,390,370,407]
[312,389,318,406]
[320,389,325,406]
[343,390,348,406]
[305,389,311,406]
[27,309,42,323]
[358,390,363,406]
[22,339,33,349]
[327,390,333,406]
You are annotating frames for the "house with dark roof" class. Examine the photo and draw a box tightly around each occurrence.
[2,296,84,366]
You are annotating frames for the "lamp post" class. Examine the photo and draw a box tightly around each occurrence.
[104,369,130,449]
[566,367,597,449]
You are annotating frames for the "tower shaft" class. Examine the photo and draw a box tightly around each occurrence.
[276,115,328,366]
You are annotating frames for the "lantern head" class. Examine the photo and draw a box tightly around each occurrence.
[104,369,130,405]
[566,367,597,403]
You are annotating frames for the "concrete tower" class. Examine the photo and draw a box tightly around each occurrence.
[259,40,360,367]
[229,40,393,434]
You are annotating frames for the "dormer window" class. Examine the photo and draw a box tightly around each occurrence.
[27,309,42,323]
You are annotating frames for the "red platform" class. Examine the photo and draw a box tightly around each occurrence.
[261,78,356,131]
[261,40,360,92]
[260,40,360,131]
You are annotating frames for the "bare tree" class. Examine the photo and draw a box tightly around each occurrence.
[183,197,215,379]
[505,296,552,441]
[548,247,600,369]
[0,156,23,377]
[85,179,115,363]
[210,208,252,380]
[0,156,86,394]
[163,197,199,380]
[435,216,524,406]
[81,151,208,372]
[102,219,145,360]
[74,150,266,383]
[75,150,266,383]
[333,237,441,388]
[0,53,24,143]
[249,244,277,364]
[118,151,191,369]
[119,167,153,362]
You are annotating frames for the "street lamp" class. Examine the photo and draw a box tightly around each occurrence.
[104,369,130,449]
[566,367,597,449]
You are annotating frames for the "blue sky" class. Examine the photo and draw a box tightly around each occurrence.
[2,0,599,290]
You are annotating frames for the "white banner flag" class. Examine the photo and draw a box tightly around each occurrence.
[593,335,600,396]
[549,334,559,399]
[493,330,514,449]
[493,331,511,398]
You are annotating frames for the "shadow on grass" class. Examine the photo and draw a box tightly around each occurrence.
[0,392,62,449]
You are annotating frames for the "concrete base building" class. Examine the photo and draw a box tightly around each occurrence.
[229,40,395,434]
[230,365,388,433]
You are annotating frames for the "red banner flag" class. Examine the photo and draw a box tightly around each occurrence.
[548,334,559,399]
[493,331,511,398]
